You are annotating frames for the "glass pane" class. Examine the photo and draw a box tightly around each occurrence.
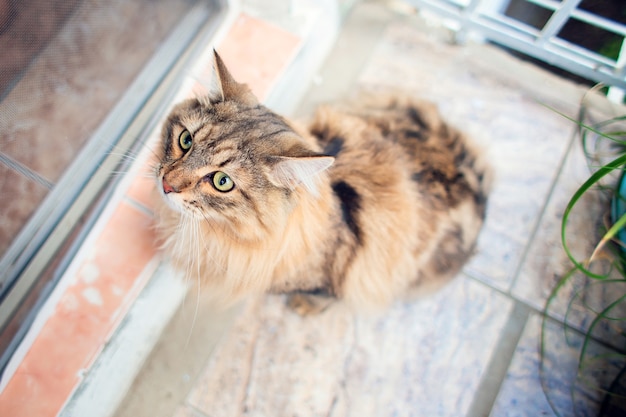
[558,18,624,61]
[0,0,200,270]
[0,0,221,377]
[579,0,626,26]
[504,0,553,30]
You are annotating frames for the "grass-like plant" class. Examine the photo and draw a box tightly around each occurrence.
[540,89,626,416]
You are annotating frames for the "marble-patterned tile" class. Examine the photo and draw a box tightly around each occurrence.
[185,298,270,416]
[512,135,626,348]
[356,21,575,289]
[490,313,625,417]
[187,276,512,417]
[172,404,206,417]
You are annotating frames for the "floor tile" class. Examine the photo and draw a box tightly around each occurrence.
[512,132,626,348]
[512,132,595,308]
[125,134,160,213]
[206,13,301,100]
[490,313,625,417]
[186,276,512,417]
[0,201,157,417]
[173,404,206,417]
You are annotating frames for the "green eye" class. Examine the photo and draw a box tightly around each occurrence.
[179,129,192,151]
[212,171,234,192]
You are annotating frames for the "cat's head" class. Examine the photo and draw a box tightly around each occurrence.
[156,51,334,242]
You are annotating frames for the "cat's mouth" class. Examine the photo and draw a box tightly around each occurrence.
[158,175,222,223]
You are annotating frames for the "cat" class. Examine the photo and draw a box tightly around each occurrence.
[154,51,490,314]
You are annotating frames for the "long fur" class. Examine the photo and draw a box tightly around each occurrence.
[154,51,491,310]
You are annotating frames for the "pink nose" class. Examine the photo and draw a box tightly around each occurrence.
[162,178,176,194]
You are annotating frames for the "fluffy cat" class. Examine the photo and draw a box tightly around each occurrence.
[155,51,490,313]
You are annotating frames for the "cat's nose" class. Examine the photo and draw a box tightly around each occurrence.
[162,178,177,194]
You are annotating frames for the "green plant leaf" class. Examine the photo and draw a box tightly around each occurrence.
[578,293,626,372]
[590,212,626,263]
[543,104,626,146]
[561,153,626,279]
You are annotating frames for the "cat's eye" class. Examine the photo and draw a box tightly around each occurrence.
[179,129,193,151]
[211,171,234,192]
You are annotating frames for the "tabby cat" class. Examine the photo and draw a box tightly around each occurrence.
[155,51,490,313]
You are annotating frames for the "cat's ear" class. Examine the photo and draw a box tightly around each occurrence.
[212,50,258,106]
[269,155,334,195]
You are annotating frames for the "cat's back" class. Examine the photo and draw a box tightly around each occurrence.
[307,95,491,305]
[311,95,489,218]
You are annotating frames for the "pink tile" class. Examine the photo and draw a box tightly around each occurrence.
[127,169,158,213]
[212,13,301,100]
[126,138,160,212]
[0,202,158,417]
[128,171,159,211]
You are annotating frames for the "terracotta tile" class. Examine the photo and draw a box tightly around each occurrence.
[125,136,160,212]
[0,201,158,417]
[77,201,159,317]
[126,170,159,214]
[212,13,301,100]
[188,81,212,101]
[0,161,49,256]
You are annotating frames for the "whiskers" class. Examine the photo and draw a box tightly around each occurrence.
[179,213,202,347]
[106,142,160,180]
[158,192,282,344]
[172,208,230,348]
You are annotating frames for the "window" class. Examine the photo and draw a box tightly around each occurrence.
[0,0,226,379]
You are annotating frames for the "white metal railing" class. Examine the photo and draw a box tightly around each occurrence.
[408,0,626,98]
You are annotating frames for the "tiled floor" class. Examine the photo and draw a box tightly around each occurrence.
[117,2,626,417]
